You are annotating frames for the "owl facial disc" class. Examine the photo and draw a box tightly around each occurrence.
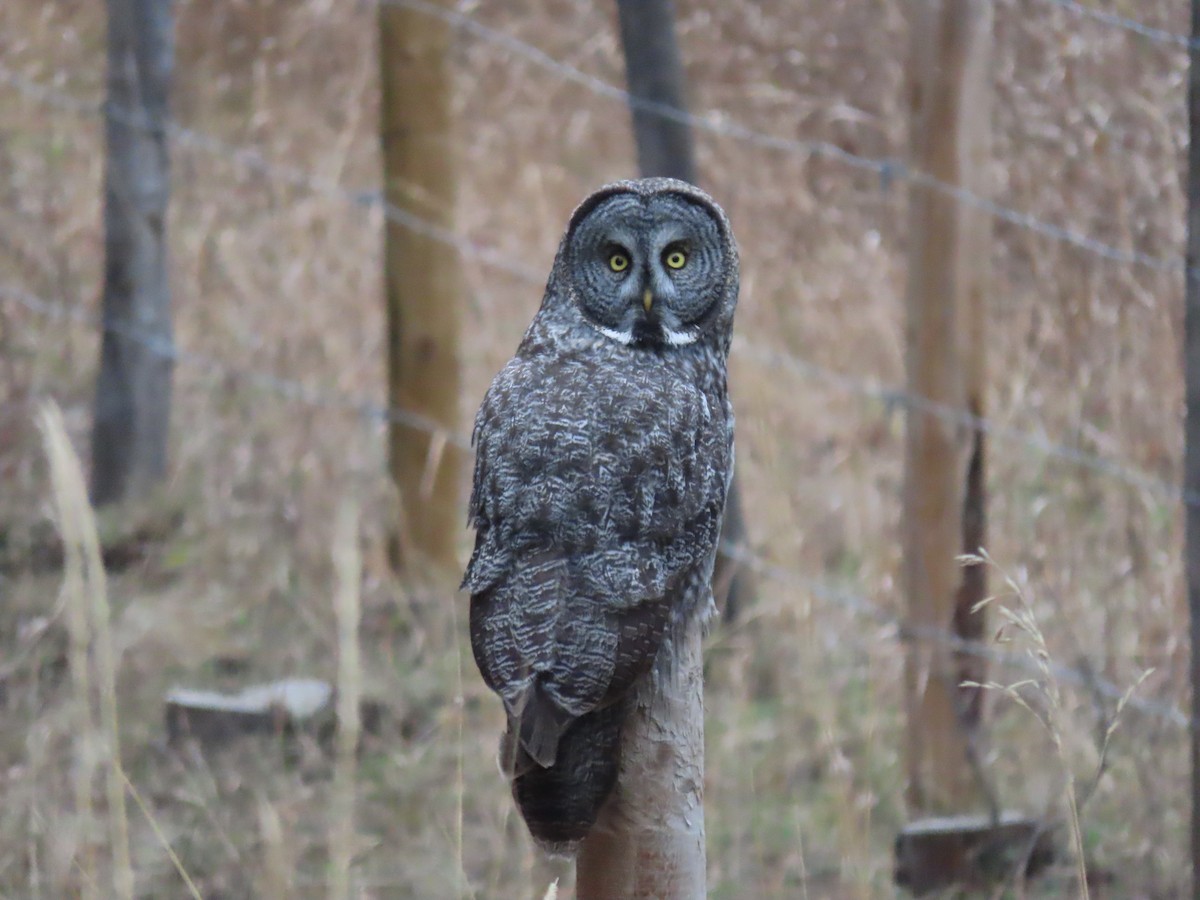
[562,185,731,351]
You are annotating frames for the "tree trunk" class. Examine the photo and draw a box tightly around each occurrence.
[615,0,754,624]
[92,0,174,506]
[615,0,697,183]
[902,0,992,815]
[378,0,463,570]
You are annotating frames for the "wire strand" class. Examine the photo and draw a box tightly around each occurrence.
[719,541,1189,729]
[0,65,545,284]
[1035,0,1194,49]
[736,338,1198,507]
[0,284,470,449]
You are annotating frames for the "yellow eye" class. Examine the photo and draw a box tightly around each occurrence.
[665,249,687,270]
[609,253,630,273]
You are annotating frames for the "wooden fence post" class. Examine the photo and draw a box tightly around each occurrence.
[91,0,174,506]
[574,612,707,900]
[902,0,993,815]
[378,0,463,570]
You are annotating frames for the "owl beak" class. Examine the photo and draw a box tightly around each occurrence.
[642,289,654,312]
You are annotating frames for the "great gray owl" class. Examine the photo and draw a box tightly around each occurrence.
[462,177,739,852]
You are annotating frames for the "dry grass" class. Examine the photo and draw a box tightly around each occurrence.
[0,0,1191,896]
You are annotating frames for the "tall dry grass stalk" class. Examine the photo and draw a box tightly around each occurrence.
[447,561,470,900]
[962,550,1153,899]
[37,404,98,898]
[258,798,292,900]
[330,499,362,899]
[120,770,203,900]
[960,551,1088,896]
[37,401,133,900]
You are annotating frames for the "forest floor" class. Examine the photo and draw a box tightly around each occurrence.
[0,0,1192,896]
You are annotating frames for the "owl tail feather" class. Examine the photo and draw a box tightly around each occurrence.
[506,700,626,853]
[514,680,576,767]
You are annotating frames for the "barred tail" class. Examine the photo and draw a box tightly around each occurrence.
[507,700,626,853]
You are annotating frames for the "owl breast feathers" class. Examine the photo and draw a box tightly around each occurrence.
[462,177,738,852]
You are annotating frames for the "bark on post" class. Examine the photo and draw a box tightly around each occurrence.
[615,0,755,623]
[378,0,463,570]
[901,0,992,815]
[575,610,707,900]
[92,0,174,506]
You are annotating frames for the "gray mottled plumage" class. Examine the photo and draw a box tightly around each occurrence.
[462,177,739,852]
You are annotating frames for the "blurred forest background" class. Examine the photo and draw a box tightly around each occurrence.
[0,0,1194,896]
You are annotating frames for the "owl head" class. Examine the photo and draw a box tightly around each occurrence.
[545,178,739,353]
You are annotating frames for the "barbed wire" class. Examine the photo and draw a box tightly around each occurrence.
[3,279,1187,731]
[1035,0,1194,49]
[0,66,545,284]
[718,541,1190,730]
[741,339,1200,508]
[0,283,470,449]
[0,64,1191,511]
[383,0,1187,276]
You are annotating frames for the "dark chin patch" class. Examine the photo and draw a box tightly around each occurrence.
[631,317,665,349]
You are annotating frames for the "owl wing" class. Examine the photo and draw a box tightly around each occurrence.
[463,353,729,767]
